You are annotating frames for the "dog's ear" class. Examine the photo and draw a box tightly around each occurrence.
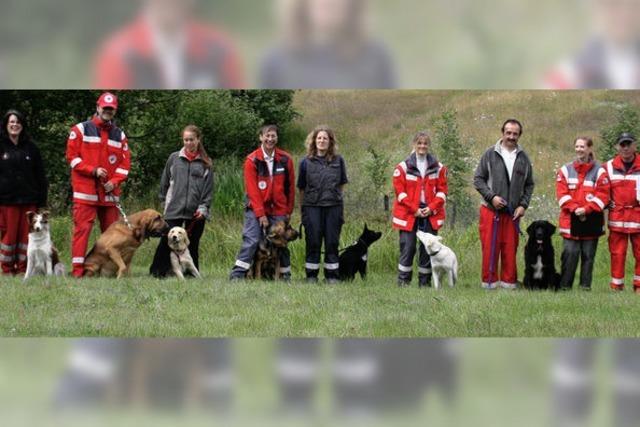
[364,223,369,231]
[26,211,36,223]
[39,210,50,220]
[545,221,556,235]
[183,233,190,248]
[526,222,535,235]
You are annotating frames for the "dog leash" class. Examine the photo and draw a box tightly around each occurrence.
[115,202,132,230]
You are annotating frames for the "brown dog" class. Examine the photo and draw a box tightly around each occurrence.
[248,220,299,280]
[83,209,169,278]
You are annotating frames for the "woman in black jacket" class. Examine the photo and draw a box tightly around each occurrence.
[0,109,48,275]
[298,125,348,283]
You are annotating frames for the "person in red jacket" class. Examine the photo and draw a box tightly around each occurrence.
[392,131,448,287]
[556,137,610,291]
[92,0,244,89]
[66,92,131,278]
[606,133,640,294]
[229,125,295,280]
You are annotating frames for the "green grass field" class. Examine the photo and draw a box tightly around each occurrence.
[1,218,639,337]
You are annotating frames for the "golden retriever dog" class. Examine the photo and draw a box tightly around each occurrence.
[248,220,299,280]
[167,226,201,280]
[83,209,169,278]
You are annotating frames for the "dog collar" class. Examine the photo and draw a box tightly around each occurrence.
[427,249,440,257]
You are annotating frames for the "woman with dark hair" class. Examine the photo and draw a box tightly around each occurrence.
[556,136,610,290]
[0,109,48,275]
[298,125,348,283]
[150,125,213,278]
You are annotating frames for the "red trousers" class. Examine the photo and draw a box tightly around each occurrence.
[0,204,36,275]
[608,231,640,291]
[72,203,119,277]
[479,205,519,285]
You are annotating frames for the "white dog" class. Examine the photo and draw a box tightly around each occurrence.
[416,231,458,289]
[167,226,201,280]
[24,210,65,280]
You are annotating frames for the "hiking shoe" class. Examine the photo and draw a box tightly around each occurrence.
[306,277,319,284]
[634,287,640,295]
[326,278,340,285]
[481,282,497,290]
[397,280,410,288]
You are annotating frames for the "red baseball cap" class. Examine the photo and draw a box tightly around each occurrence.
[97,92,118,109]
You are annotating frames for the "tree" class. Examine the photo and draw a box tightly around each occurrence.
[433,109,472,227]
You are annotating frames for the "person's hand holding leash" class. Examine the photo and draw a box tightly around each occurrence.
[103,181,115,193]
[491,195,507,210]
[259,216,269,229]
[94,167,108,180]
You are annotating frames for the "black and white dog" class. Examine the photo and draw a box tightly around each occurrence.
[24,210,65,280]
[523,220,560,290]
[338,224,382,281]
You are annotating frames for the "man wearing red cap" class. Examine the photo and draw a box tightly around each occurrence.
[66,92,131,277]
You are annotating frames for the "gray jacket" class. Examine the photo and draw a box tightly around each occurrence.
[160,148,213,220]
[473,140,534,212]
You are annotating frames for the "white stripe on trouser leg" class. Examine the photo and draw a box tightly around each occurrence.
[0,254,14,262]
[418,267,431,274]
[17,243,28,250]
[72,257,85,264]
[333,357,379,384]
[633,275,640,282]
[325,263,339,270]
[398,264,412,273]
[69,350,115,382]
[0,243,15,251]
[611,277,624,285]
[280,266,291,273]
[235,260,250,270]
[305,263,320,270]
[276,358,318,383]
[17,254,26,261]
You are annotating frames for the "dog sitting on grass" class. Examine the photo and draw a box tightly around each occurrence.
[523,220,560,290]
[248,220,299,280]
[338,223,382,281]
[24,210,65,279]
[416,231,458,289]
[167,226,201,280]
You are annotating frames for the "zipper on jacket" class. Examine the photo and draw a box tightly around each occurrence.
[183,159,191,218]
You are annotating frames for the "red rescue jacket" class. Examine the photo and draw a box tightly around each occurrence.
[607,154,640,233]
[66,117,130,206]
[556,160,609,239]
[244,147,295,218]
[392,153,448,232]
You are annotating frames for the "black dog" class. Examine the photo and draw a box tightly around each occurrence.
[338,224,382,281]
[523,220,560,290]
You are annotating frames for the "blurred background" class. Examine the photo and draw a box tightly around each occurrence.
[3,338,638,426]
[4,0,640,89]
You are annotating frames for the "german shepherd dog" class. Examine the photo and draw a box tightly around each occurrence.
[248,220,299,280]
[338,224,382,281]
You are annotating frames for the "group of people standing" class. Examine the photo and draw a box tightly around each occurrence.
[2,94,640,293]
